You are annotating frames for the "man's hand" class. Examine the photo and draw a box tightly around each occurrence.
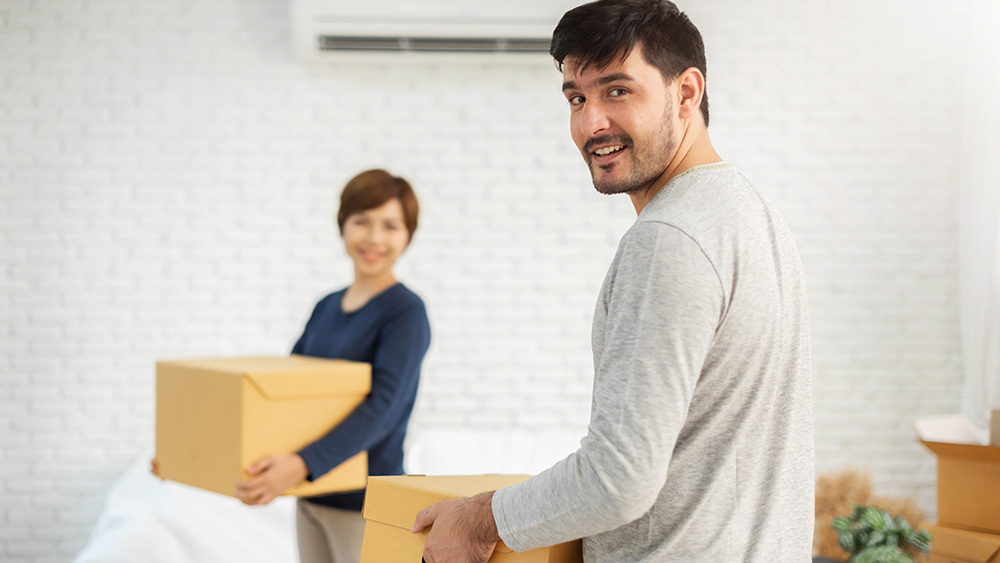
[411,491,500,563]
[233,453,308,506]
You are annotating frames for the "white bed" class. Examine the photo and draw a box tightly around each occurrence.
[73,430,583,562]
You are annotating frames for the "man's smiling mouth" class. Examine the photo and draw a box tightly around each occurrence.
[594,145,626,156]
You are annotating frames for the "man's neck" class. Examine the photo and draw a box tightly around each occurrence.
[628,127,722,215]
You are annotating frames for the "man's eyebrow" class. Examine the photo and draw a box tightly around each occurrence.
[561,72,636,92]
[596,72,635,86]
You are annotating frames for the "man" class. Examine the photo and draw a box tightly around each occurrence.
[411,1,815,561]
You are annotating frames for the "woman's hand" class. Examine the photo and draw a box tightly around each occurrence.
[150,457,161,478]
[233,453,309,506]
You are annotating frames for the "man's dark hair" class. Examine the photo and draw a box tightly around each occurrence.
[550,0,710,127]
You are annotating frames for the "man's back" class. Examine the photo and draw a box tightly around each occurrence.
[585,162,814,561]
[492,163,813,562]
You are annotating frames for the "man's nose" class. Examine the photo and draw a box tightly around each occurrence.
[580,101,611,137]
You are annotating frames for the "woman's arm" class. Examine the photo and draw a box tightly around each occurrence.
[297,302,431,481]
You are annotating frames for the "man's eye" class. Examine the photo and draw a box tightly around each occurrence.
[568,95,585,106]
[609,88,628,97]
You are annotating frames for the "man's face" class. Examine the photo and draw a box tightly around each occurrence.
[561,45,679,195]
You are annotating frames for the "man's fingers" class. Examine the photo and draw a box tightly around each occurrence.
[411,503,440,533]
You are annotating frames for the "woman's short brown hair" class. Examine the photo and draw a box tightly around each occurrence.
[336,169,419,241]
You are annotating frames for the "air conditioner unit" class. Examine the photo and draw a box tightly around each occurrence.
[291,0,580,59]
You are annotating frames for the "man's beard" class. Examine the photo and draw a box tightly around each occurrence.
[584,109,676,195]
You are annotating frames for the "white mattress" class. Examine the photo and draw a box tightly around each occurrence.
[73,430,582,562]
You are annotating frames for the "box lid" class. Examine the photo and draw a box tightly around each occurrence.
[158,355,371,399]
[927,524,1000,561]
[921,441,1000,462]
[363,475,531,553]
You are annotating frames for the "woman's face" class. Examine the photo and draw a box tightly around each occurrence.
[341,198,410,280]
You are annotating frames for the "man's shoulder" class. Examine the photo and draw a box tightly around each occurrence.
[642,163,756,223]
[637,163,774,243]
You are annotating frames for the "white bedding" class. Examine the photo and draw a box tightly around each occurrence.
[74,431,582,562]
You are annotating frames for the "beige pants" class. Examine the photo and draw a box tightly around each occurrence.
[296,500,367,563]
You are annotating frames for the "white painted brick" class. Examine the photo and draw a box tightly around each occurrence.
[0,0,974,559]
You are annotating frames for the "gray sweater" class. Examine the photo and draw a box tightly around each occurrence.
[492,163,814,562]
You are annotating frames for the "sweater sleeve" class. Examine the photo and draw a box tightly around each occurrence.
[296,301,431,480]
[290,298,325,355]
[492,221,726,550]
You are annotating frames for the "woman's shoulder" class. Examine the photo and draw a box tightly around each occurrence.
[381,284,430,343]
[309,288,347,313]
[317,287,347,304]
[384,283,427,315]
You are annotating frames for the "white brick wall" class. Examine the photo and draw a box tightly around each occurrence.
[0,0,971,560]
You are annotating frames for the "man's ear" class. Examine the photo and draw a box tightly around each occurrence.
[676,67,705,121]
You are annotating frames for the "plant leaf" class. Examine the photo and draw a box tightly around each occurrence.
[852,504,867,521]
[863,507,889,530]
[839,531,857,553]
[867,531,887,548]
[908,533,931,553]
[901,529,916,544]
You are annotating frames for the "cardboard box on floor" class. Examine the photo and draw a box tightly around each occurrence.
[917,410,1000,534]
[156,355,370,498]
[926,524,1000,563]
[361,475,583,563]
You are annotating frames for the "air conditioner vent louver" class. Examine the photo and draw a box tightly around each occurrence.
[317,36,551,53]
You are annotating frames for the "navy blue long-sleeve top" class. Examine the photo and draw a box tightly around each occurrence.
[292,283,430,511]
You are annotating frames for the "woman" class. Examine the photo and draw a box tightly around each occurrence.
[234,169,431,563]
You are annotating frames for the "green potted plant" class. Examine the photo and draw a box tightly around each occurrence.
[832,505,933,562]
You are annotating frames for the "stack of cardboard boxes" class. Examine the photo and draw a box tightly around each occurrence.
[919,411,1000,563]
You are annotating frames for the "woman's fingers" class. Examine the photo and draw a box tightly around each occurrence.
[246,457,274,475]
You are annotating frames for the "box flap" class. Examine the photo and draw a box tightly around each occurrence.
[246,357,371,399]
[928,524,1000,561]
[158,356,298,376]
[921,441,1000,462]
[363,474,531,550]
[915,414,989,446]
[159,356,371,399]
